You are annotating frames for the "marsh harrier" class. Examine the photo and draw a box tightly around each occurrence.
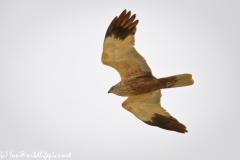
[102,10,194,133]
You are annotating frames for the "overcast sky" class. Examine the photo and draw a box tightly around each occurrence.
[1,0,240,159]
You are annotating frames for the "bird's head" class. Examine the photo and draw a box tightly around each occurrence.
[108,86,115,94]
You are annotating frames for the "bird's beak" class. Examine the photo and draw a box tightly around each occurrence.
[108,90,110,94]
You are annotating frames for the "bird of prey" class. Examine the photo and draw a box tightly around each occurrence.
[102,9,194,133]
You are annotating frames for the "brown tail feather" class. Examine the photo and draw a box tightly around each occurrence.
[158,74,194,89]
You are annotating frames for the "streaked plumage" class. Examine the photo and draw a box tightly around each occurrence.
[102,10,194,133]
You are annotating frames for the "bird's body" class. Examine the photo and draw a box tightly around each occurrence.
[102,9,194,133]
[111,73,192,96]
[112,76,161,96]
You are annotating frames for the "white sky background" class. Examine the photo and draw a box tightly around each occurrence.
[0,0,240,159]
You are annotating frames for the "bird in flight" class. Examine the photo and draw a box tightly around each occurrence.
[102,9,194,133]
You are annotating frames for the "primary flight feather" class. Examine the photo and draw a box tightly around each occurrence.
[102,9,194,133]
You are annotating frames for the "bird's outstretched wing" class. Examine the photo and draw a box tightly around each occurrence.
[122,90,187,133]
[102,9,153,80]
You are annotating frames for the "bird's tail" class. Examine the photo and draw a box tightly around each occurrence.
[158,73,194,89]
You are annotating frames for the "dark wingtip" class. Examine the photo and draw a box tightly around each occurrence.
[143,114,188,133]
[105,9,139,40]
